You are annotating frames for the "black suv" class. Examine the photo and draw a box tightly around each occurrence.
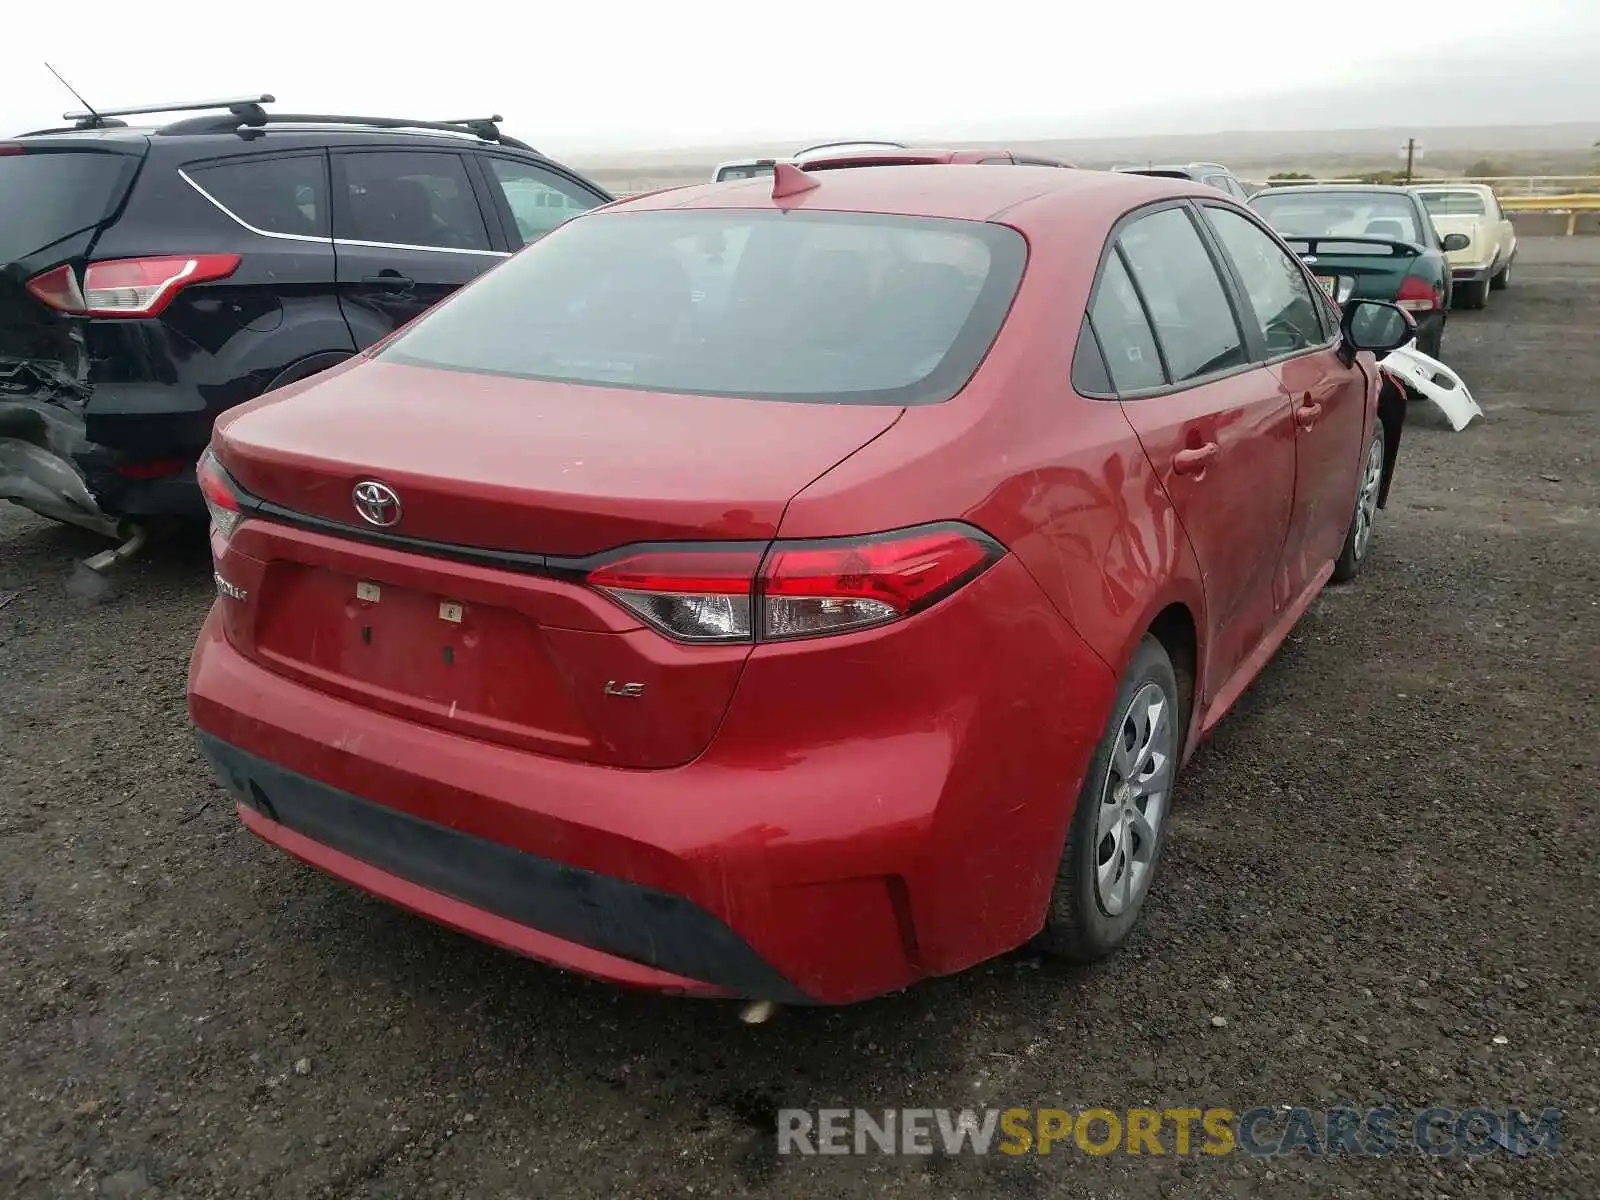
[0,95,612,557]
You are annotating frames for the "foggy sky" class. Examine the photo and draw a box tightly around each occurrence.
[4,0,1597,154]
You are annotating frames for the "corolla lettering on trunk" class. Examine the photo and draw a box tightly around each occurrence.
[213,572,248,602]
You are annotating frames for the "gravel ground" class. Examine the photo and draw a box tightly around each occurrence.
[1,239,1596,1199]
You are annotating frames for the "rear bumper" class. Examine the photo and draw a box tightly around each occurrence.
[200,733,800,999]
[79,457,208,521]
[0,435,205,529]
[0,378,209,531]
[188,554,1117,1003]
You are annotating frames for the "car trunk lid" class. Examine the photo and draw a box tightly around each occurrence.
[214,359,903,554]
[1281,235,1421,304]
[1424,213,1484,266]
[209,358,904,767]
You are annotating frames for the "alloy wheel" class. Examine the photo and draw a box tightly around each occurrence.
[1094,682,1174,916]
[1352,434,1384,561]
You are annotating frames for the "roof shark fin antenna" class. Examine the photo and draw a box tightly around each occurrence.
[771,162,820,202]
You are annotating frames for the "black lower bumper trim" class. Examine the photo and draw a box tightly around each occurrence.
[195,733,811,1003]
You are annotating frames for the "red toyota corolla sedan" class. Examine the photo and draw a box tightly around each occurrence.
[188,163,1413,1005]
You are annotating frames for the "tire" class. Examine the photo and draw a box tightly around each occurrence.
[1037,635,1182,963]
[1418,316,1444,360]
[1332,424,1385,583]
[1455,279,1489,310]
[1491,259,1512,291]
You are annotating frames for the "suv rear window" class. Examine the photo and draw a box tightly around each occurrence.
[380,209,1027,405]
[0,149,138,262]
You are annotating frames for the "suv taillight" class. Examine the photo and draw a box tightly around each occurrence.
[1395,274,1441,314]
[26,255,241,318]
[586,523,1004,644]
[24,264,87,312]
[197,449,243,542]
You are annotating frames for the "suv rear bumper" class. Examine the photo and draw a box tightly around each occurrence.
[0,423,206,532]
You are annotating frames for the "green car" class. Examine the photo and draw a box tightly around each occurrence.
[1250,185,1468,359]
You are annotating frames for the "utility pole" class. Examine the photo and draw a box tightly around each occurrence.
[1403,138,1416,185]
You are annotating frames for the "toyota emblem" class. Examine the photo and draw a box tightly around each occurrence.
[352,480,402,527]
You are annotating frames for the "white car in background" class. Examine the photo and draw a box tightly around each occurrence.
[710,141,909,182]
[1412,183,1517,310]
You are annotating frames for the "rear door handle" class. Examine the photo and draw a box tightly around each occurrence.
[363,272,415,293]
[1295,400,1324,429]
[1172,443,1219,476]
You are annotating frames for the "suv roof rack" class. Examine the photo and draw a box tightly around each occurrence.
[154,106,535,152]
[61,94,275,130]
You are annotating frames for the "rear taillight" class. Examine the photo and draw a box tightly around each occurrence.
[587,548,762,643]
[762,527,1000,639]
[25,264,87,312]
[197,450,243,542]
[586,524,1004,644]
[0,145,23,157]
[27,255,242,318]
[1395,274,1441,314]
[83,255,241,317]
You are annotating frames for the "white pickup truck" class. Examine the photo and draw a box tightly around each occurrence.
[1412,183,1517,310]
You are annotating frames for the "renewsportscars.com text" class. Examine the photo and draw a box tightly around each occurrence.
[778,1106,1562,1158]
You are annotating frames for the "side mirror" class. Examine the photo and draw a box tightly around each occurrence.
[1441,232,1470,251]
[1341,299,1415,358]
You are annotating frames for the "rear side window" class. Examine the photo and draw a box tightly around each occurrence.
[1089,251,1166,391]
[0,150,138,262]
[1117,207,1247,383]
[1071,319,1113,395]
[336,151,490,251]
[1203,206,1327,353]
[380,209,1027,405]
[483,158,602,246]
[186,154,328,238]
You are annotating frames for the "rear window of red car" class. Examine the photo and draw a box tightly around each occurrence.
[378,209,1027,406]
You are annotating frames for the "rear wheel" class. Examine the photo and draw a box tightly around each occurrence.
[1332,425,1385,583]
[1037,636,1180,962]
[1417,315,1445,359]
[1491,259,1512,291]
[1456,279,1490,310]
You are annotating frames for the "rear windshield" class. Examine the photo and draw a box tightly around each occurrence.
[1416,190,1488,217]
[379,209,1028,405]
[1253,191,1422,243]
[0,149,138,262]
